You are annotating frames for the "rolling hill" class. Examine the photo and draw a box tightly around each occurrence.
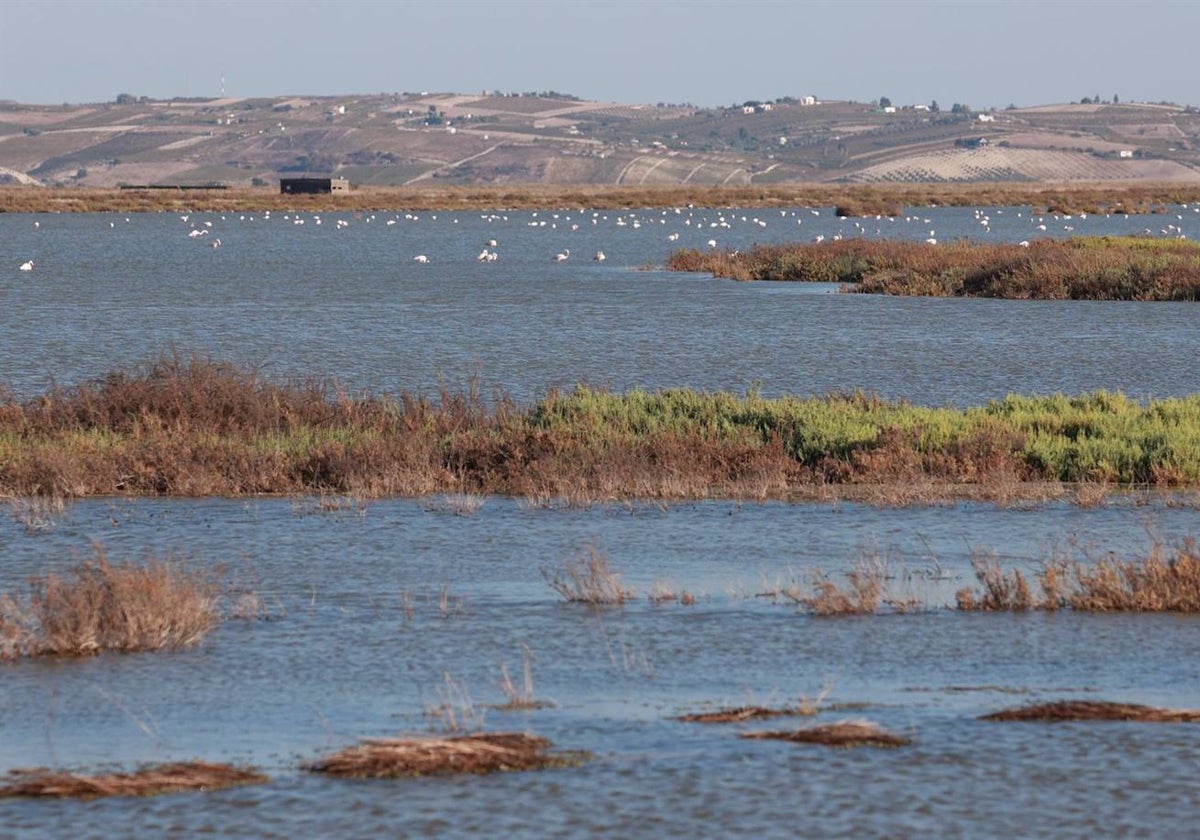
[2,92,1199,188]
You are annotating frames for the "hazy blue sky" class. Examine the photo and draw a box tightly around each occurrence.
[3,0,1197,109]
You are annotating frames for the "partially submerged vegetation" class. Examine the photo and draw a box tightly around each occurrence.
[304,732,584,778]
[7,357,1200,502]
[0,762,266,799]
[667,236,1200,300]
[4,183,1200,215]
[957,540,1200,612]
[741,720,910,748]
[982,701,1200,723]
[543,547,635,604]
[676,686,832,722]
[0,547,220,659]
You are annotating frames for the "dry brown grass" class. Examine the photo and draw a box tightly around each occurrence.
[542,546,635,605]
[982,700,1200,723]
[1067,542,1200,611]
[0,762,266,799]
[793,563,885,616]
[955,554,1039,611]
[648,580,697,606]
[7,183,1200,214]
[741,720,910,748]
[7,495,69,533]
[957,540,1200,613]
[425,672,485,733]
[303,732,583,778]
[0,547,219,659]
[769,560,922,616]
[496,647,552,710]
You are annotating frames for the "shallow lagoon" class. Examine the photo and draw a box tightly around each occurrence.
[3,497,1200,837]
[2,206,1200,836]
[2,204,1198,404]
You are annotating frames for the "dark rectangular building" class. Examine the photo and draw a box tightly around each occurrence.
[280,177,350,194]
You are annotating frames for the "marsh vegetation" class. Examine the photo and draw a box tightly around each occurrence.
[668,236,1200,300]
[5,358,1200,504]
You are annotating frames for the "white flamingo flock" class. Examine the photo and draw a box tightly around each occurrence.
[14,203,1200,276]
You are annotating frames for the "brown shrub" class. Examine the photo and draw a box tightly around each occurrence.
[786,561,886,616]
[955,554,1036,611]
[1068,541,1200,611]
[0,548,219,658]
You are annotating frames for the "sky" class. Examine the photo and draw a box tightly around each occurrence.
[2,0,1198,109]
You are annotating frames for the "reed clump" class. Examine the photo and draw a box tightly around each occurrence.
[0,762,267,799]
[790,563,885,616]
[741,720,910,748]
[956,539,1200,612]
[6,357,1200,501]
[542,546,634,604]
[667,237,1200,301]
[496,647,552,710]
[0,547,220,659]
[982,700,1200,723]
[304,732,583,778]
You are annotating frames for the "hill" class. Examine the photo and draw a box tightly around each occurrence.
[2,92,1199,188]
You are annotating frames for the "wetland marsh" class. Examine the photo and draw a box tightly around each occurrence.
[2,200,1199,837]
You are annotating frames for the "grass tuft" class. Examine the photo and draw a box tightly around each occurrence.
[497,646,551,710]
[542,546,635,604]
[0,547,220,659]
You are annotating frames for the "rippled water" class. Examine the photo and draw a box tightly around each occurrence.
[3,206,1200,837]
[2,498,1200,837]
[2,205,1199,404]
